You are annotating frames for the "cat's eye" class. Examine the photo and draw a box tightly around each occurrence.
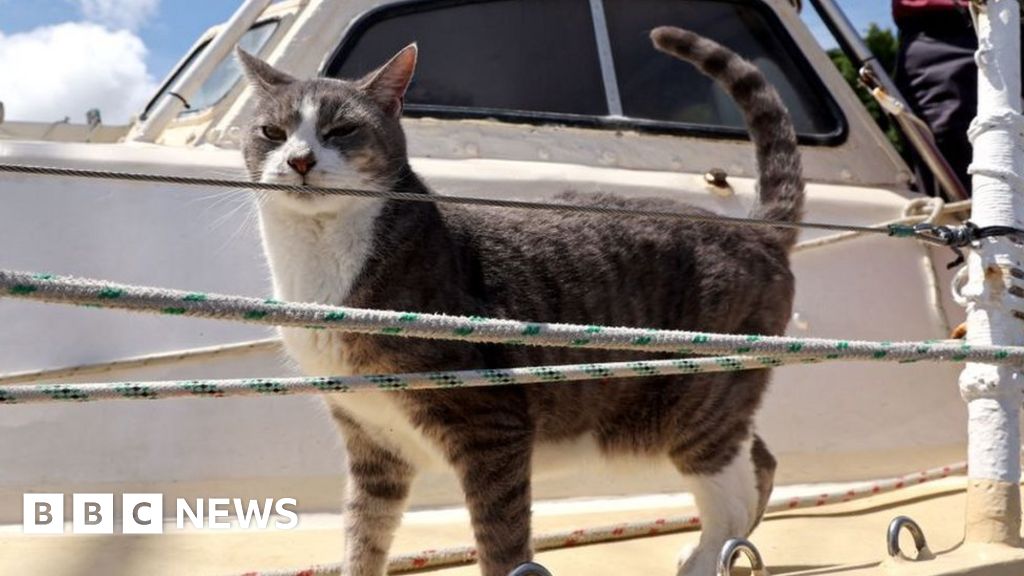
[260,125,287,142]
[322,125,358,141]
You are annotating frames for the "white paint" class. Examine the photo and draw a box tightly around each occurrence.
[958,0,1024,485]
[676,437,758,576]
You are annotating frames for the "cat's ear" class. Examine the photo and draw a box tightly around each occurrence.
[359,43,417,117]
[236,47,295,94]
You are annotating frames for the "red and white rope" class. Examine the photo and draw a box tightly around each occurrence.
[231,461,966,576]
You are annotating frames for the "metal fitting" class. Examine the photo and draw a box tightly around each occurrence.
[888,516,932,561]
[508,562,554,576]
[718,538,769,576]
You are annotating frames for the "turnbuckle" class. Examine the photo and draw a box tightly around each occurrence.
[887,221,1024,269]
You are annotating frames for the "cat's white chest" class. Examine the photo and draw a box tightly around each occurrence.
[259,198,379,378]
[258,198,381,306]
[258,199,446,469]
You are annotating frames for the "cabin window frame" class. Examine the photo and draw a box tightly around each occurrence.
[140,18,283,121]
[321,0,848,145]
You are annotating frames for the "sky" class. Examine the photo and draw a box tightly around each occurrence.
[0,0,895,125]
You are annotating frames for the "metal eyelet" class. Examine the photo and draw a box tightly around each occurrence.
[508,562,554,576]
[718,538,769,576]
[887,516,931,561]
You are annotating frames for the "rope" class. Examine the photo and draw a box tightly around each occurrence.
[0,168,992,576]
[0,162,908,236]
[791,198,969,253]
[0,198,970,389]
[231,462,966,576]
[0,170,985,574]
[6,163,1011,266]
[0,355,828,405]
[2,269,1022,365]
[0,197,966,389]
[0,338,281,386]
[908,199,956,336]
[0,158,980,252]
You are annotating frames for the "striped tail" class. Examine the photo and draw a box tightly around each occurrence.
[650,26,805,247]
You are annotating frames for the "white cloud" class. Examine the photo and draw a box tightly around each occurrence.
[0,22,157,124]
[76,0,160,32]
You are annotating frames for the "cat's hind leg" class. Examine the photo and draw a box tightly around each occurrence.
[672,435,775,576]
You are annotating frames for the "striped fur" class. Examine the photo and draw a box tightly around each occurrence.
[652,26,806,248]
[332,409,415,576]
[239,27,801,576]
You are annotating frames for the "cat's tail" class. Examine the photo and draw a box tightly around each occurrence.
[650,26,805,247]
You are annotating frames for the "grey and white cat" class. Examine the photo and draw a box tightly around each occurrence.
[237,26,802,576]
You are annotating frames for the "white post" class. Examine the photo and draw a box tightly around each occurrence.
[127,0,272,143]
[960,0,1024,545]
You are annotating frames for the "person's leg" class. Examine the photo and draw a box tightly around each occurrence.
[896,25,978,196]
[895,30,939,196]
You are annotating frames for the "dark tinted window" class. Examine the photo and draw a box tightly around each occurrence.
[604,0,840,136]
[325,0,843,142]
[325,0,607,117]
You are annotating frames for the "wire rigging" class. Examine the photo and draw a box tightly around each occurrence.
[0,162,908,234]
[1,162,1019,266]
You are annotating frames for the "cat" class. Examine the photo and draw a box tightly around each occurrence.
[237,25,803,576]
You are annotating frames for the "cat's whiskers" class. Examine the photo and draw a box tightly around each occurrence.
[204,187,263,254]
[191,189,249,218]
[182,166,257,211]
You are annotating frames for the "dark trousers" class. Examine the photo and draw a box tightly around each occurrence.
[895,21,977,197]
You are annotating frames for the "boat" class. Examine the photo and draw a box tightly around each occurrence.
[0,0,1019,574]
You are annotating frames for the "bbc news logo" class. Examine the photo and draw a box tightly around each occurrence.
[23,493,298,534]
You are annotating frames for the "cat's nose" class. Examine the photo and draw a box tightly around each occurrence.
[287,153,317,176]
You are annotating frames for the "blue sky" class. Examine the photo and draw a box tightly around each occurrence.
[0,1,895,123]
[805,3,894,47]
[0,0,241,82]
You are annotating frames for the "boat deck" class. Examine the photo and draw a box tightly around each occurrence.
[0,475,988,576]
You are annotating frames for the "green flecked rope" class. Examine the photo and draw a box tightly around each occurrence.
[1,268,1021,365]
[0,355,811,405]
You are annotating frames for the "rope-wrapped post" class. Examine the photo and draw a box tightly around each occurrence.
[961,0,1024,546]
